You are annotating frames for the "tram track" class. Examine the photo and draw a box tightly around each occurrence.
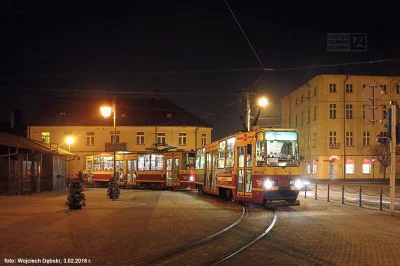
[132,203,277,266]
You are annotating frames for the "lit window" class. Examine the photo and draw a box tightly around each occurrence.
[346,159,354,174]
[86,132,94,146]
[41,132,50,144]
[362,159,371,174]
[136,132,145,144]
[111,135,120,144]
[363,131,370,146]
[157,132,166,144]
[329,104,337,119]
[346,104,353,119]
[201,133,207,146]
[346,131,353,146]
[329,131,337,145]
[178,132,187,145]
[329,83,337,93]
[345,83,353,93]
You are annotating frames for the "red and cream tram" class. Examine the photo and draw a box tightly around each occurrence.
[83,150,196,190]
[193,127,302,206]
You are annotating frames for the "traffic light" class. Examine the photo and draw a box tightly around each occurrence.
[377,132,390,145]
[383,109,392,140]
[383,107,400,144]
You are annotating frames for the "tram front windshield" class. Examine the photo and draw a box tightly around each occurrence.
[265,131,299,167]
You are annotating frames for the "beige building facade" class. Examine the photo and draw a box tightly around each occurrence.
[27,97,212,175]
[281,74,400,180]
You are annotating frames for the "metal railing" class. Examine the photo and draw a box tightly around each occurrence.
[301,183,391,211]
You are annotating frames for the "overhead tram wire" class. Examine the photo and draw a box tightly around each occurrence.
[7,87,238,96]
[3,58,399,80]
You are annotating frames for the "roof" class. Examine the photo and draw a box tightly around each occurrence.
[0,132,75,156]
[29,139,75,156]
[30,97,212,128]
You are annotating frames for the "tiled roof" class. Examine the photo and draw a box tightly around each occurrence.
[30,97,212,128]
[0,132,75,156]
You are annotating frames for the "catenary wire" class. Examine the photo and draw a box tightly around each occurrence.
[2,58,399,79]
[224,0,264,69]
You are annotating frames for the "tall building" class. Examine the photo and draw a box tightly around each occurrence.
[27,97,212,173]
[281,74,400,180]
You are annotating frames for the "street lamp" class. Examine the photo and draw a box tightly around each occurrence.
[252,96,269,128]
[66,136,74,151]
[100,97,119,200]
[65,136,74,186]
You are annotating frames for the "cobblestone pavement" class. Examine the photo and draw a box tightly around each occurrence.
[1,189,400,266]
[225,197,400,266]
[0,188,242,266]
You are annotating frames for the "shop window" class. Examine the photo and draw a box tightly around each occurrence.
[362,159,371,174]
[346,159,354,174]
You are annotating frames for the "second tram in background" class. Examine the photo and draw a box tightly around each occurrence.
[193,127,303,207]
[83,150,196,190]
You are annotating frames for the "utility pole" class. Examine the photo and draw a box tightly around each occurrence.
[245,91,251,131]
[390,100,397,215]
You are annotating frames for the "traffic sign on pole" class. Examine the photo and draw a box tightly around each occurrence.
[361,84,384,103]
[364,105,383,125]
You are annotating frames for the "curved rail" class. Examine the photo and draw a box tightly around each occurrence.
[132,204,247,266]
[204,209,278,266]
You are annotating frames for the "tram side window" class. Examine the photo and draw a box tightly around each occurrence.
[183,153,195,170]
[238,147,245,167]
[103,157,114,171]
[225,137,235,168]
[256,141,266,166]
[218,141,226,168]
[195,148,205,170]
[116,160,124,171]
[138,155,151,171]
[93,156,103,171]
[150,154,164,170]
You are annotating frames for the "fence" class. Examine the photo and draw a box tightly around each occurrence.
[300,183,393,211]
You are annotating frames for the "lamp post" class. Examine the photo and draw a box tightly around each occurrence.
[100,97,119,200]
[66,136,74,151]
[65,136,74,186]
[251,96,268,128]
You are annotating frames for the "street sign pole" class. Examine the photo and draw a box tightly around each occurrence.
[390,101,397,215]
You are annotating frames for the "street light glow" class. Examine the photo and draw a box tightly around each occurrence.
[66,136,74,145]
[100,106,112,119]
[257,97,268,108]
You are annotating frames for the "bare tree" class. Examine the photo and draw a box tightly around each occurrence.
[370,144,400,181]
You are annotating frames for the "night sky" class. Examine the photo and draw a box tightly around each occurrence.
[2,1,400,140]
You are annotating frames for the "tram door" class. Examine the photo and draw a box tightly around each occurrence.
[87,160,93,182]
[211,150,217,190]
[126,158,137,184]
[166,158,180,186]
[237,145,252,196]
[205,152,211,189]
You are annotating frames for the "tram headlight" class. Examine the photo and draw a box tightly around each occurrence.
[263,179,274,190]
[294,179,303,190]
[189,175,194,181]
